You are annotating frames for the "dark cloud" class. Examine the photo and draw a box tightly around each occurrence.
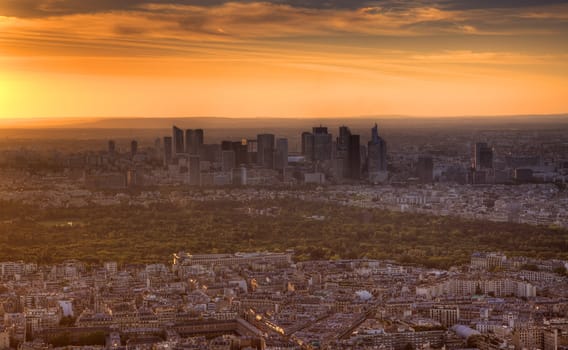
[437,0,568,10]
[113,25,150,35]
[1,0,567,18]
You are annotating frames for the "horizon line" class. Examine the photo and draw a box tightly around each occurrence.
[1,112,567,128]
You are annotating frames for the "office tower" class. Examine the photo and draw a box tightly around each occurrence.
[337,126,351,154]
[473,142,493,170]
[368,123,388,183]
[185,129,194,154]
[234,140,248,167]
[193,129,204,154]
[152,138,161,162]
[189,155,201,186]
[108,140,116,154]
[222,150,236,172]
[257,134,275,169]
[172,126,185,155]
[348,134,361,179]
[163,136,173,166]
[247,139,258,164]
[335,126,351,178]
[360,144,367,170]
[312,126,332,161]
[130,140,138,156]
[199,144,220,162]
[275,138,289,170]
[221,141,233,151]
[185,129,204,155]
[417,155,434,183]
[301,132,314,161]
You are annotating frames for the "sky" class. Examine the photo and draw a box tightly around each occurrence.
[1,0,568,120]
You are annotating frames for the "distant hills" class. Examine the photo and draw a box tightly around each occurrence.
[1,114,567,130]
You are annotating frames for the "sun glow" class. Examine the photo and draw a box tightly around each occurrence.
[0,1,567,121]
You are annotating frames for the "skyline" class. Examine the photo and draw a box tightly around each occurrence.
[1,0,568,119]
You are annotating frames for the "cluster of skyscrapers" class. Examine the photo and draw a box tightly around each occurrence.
[301,124,388,183]
[470,142,495,184]
[154,123,389,186]
[103,126,506,187]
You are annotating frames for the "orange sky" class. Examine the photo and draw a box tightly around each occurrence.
[1,1,568,120]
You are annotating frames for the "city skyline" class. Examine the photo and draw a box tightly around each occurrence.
[0,115,567,350]
[1,1,568,120]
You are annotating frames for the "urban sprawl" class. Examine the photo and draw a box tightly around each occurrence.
[0,251,567,350]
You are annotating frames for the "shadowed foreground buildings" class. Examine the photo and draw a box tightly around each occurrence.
[0,251,566,350]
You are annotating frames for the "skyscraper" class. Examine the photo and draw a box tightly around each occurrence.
[221,141,233,151]
[193,129,204,154]
[108,140,116,154]
[130,140,138,157]
[417,156,434,183]
[473,142,493,170]
[247,139,258,164]
[312,126,332,161]
[337,126,351,154]
[172,126,185,155]
[348,134,361,179]
[163,136,173,166]
[219,140,247,167]
[222,150,236,172]
[275,138,289,170]
[185,129,204,155]
[234,140,248,167]
[257,134,275,169]
[336,126,352,178]
[188,155,201,186]
[301,132,314,161]
[368,123,388,183]
[185,129,194,154]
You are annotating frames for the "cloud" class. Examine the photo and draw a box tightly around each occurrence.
[437,0,568,10]
[1,0,567,68]
[2,0,568,18]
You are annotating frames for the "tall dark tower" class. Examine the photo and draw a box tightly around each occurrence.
[312,126,332,161]
[163,136,173,166]
[301,132,314,161]
[247,139,258,164]
[417,156,434,183]
[336,126,352,178]
[108,140,116,154]
[130,140,138,157]
[172,126,184,155]
[234,140,248,167]
[348,134,361,179]
[473,142,493,170]
[221,141,233,151]
[275,138,288,170]
[185,129,194,154]
[185,129,204,155]
[194,129,204,154]
[257,134,275,169]
[368,123,387,183]
[337,126,351,154]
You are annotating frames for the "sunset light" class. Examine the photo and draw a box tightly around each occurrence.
[1,0,567,120]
